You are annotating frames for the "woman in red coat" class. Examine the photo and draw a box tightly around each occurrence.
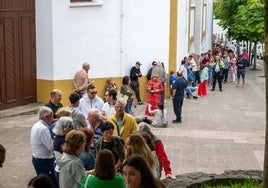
[145,73,163,117]
[138,122,176,179]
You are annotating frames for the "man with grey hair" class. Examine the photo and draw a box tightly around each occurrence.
[31,106,58,187]
[87,108,104,151]
[45,89,63,122]
[107,100,137,141]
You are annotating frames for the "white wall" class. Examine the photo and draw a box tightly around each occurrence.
[52,0,122,79]
[176,0,213,69]
[177,0,189,66]
[35,0,53,80]
[36,0,213,80]
[124,0,170,74]
[36,0,171,80]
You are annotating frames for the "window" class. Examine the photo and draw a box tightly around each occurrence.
[69,0,103,7]
[71,0,92,2]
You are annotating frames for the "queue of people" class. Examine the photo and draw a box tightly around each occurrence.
[28,48,248,187]
[28,61,179,188]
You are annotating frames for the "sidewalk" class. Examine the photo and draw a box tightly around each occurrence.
[0,66,266,187]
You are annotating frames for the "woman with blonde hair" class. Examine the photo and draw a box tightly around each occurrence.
[124,134,157,177]
[145,73,163,117]
[56,130,86,188]
[80,149,125,188]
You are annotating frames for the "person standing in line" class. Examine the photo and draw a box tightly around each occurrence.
[122,154,167,188]
[0,144,6,168]
[222,55,229,83]
[145,73,163,117]
[28,174,54,188]
[52,117,74,154]
[228,53,237,83]
[124,134,157,178]
[78,84,104,125]
[31,106,58,188]
[79,127,95,171]
[94,122,125,172]
[151,61,166,104]
[146,61,157,81]
[67,92,87,130]
[211,55,225,92]
[198,65,209,97]
[171,71,187,124]
[130,61,144,105]
[45,89,63,122]
[56,130,87,188]
[169,70,178,97]
[120,76,135,114]
[73,62,90,98]
[87,109,105,152]
[107,100,137,141]
[241,48,249,67]
[138,123,176,179]
[80,149,126,188]
[236,55,247,87]
[101,89,117,121]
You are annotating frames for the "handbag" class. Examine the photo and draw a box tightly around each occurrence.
[117,92,129,105]
[84,174,92,188]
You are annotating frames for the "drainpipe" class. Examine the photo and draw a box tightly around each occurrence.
[120,0,126,77]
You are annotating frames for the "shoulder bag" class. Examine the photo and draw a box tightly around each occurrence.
[84,174,92,188]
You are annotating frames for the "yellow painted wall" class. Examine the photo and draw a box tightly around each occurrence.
[37,76,150,106]
[168,0,178,98]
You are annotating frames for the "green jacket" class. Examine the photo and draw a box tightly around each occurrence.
[94,135,125,162]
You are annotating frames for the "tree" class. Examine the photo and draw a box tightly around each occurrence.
[263,1,268,187]
[215,0,264,69]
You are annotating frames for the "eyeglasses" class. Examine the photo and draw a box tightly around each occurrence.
[89,92,97,95]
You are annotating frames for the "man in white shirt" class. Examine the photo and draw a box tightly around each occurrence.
[78,84,104,126]
[101,89,117,120]
[31,106,58,187]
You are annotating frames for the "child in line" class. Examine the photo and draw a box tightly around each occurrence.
[147,103,168,127]
[198,65,208,97]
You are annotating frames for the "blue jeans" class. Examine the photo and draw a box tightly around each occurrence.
[185,86,197,97]
[125,102,132,114]
[32,157,59,188]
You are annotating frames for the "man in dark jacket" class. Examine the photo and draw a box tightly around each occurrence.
[171,71,187,123]
[130,61,143,105]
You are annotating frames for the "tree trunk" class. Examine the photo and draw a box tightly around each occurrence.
[253,44,257,70]
[263,1,268,187]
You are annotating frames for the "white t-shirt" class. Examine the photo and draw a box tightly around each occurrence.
[101,102,115,117]
[150,109,167,126]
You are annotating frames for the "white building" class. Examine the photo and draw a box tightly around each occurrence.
[1,0,213,107]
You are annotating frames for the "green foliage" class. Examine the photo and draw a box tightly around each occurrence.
[199,178,262,188]
[215,0,264,43]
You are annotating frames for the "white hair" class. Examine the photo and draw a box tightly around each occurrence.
[39,106,53,120]
[52,116,73,136]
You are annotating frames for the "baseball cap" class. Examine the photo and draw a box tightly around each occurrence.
[136,61,142,65]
